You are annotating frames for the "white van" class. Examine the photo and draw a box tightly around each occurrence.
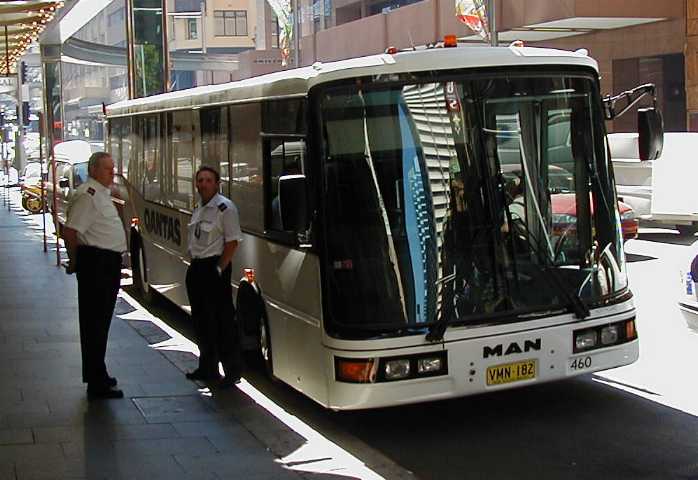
[610,131,698,235]
[46,140,94,229]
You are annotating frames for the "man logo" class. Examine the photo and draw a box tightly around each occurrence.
[483,339,541,358]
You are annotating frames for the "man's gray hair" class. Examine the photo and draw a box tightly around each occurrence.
[88,152,112,173]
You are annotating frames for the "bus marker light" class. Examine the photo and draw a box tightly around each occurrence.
[444,35,457,48]
[384,359,410,380]
[625,319,637,339]
[385,46,398,54]
[600,325,619,345]
[336,358,375,383]
[575,330,597,351]
[417,356,442,374]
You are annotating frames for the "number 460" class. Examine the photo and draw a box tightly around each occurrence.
[570,356,592,370]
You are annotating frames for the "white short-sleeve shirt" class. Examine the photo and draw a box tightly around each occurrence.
[188,193,243,259]
[65,178,127,253]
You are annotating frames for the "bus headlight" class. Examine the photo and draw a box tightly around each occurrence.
[384,359,411,380]
[417,356,443,374]
[575,330,597,351]
[600,325,619,345]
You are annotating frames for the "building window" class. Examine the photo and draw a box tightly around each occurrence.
[271,12,280,48]
[214,10,247,36]
[186,18,198,40]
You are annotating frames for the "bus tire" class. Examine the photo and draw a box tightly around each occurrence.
[677,223,698,236]
[130,234,154,303]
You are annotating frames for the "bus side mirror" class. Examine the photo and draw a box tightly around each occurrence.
[58,177,70,188]
[278,174,309,234]
[638,107,663,160]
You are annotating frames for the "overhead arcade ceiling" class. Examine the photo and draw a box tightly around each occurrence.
[0,1,65,75]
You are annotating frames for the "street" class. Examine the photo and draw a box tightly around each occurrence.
[116,223,698,479]
[10,187,698,480]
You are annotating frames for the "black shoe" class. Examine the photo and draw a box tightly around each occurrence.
[105,376,117,387]
[87,386,124,400]
[218,375,241,389]
[185,369,221,381]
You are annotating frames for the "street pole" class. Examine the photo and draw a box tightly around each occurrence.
[293,0,300,67]
[50,138,59,266]
[39,112,46,253]
[487,0,496,46]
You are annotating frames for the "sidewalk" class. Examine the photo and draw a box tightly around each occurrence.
[0,191,307,480]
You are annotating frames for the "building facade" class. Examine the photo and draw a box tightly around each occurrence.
[249,0,690,132]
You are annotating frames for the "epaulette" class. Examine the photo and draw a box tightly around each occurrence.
[218,203,227,212]
[87,187,96,196]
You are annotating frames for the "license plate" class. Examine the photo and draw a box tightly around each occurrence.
[486,359,537,386]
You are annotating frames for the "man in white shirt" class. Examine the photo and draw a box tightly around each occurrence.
[63,152,127,400]
[186,165,243,387]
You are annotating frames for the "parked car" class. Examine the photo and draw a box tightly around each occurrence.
[551,193,639,242]
[45,140,92,231]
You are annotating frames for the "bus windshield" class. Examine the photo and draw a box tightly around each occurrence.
[318,73,626,336]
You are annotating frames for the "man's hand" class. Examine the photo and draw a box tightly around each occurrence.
[64,260,76,275]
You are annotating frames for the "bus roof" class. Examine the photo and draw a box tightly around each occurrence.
[106,45,598,117]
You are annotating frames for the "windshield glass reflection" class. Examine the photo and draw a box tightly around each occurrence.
[319,74,626,336]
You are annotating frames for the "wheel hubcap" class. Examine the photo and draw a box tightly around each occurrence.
[139,249,149,293]
[260,322,269,362]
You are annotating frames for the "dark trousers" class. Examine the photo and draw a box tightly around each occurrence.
[76,245,122,386]
[186,257,242,377]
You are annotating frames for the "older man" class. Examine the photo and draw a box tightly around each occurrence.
[63,152,126,399]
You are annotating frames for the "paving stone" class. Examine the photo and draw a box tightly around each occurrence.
[175,450,300,478]
[34,423,178,444]
[0,428,33,446]
[132,396,226,424]
[0,443,63,465]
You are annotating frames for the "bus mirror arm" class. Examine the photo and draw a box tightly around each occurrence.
[603,83,656,121]
[603,83,664,161]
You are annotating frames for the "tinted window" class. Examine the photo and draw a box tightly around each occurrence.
[142,114,162,203]
[265,138,305,232]
[166,110,194,210]
[230,103,263,233]
[262,99,306,135]
[201,107,230,197]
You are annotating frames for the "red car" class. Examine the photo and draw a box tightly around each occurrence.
[551,193,638,242]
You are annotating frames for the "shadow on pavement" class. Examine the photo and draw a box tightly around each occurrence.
[626,253,658,263]
[637,231,698,246]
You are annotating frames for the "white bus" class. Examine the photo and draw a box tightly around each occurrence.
[106,44,655,410]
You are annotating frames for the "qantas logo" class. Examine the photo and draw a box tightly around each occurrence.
[483,338,541,358]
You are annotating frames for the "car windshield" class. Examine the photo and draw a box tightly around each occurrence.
[318,72,626,337]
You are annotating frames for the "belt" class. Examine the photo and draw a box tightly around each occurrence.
[191,255,220,263]
[78,245,122,258]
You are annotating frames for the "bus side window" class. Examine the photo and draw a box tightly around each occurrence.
[142,114,163,204]
[167,110,194,210]
[229,102,264,234]
[200,107,230,198]
[264,138,306,233]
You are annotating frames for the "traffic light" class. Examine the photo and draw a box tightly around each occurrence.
[20,62,27,84]
[21,102,29,126]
